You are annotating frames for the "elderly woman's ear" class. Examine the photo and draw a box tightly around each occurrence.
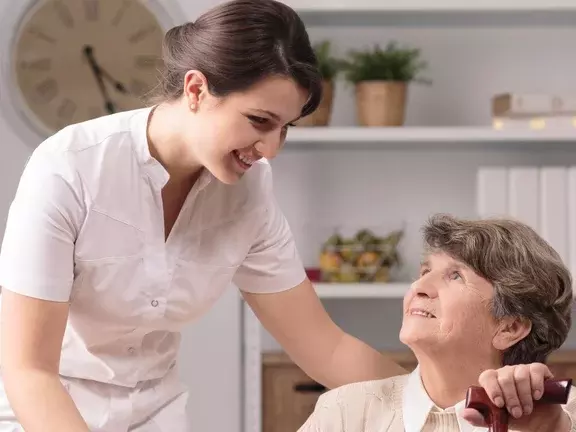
[492,316,532,351]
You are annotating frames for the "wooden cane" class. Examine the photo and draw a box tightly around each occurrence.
[464,379,572,432]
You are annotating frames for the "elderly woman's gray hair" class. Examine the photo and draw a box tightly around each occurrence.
[422,213,573,365]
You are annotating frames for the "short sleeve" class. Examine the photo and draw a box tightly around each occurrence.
[0,148,85,302]
[233,183,306,294]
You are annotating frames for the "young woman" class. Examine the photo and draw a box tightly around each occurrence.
[0,0,405,430]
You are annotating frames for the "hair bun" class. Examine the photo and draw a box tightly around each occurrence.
[149,0,321,114]
[162,22,194,65]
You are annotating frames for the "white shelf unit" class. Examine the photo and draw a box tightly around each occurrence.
[283,0,576,12]
[315,282,411,298]
[286,126,576,148]
[286,0,576,27]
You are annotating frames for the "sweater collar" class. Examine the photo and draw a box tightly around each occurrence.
[402,365,485,432]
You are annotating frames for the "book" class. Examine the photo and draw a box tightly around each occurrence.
[493,93,576,118]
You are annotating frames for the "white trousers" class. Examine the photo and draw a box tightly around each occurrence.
[0,366,189,431]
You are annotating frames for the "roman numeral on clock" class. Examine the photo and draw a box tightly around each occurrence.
[57,98,77,121]
[35,78,59,103]
[54,1,74,28]
[85,0,100,22]
[20,58,52,72]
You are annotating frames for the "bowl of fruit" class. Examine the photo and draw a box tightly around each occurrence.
[319,228,403,283]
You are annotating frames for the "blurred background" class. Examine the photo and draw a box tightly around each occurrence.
[1,1,576,431]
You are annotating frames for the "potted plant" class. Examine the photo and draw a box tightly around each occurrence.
[295,41,342,127]
[342,41,429,127]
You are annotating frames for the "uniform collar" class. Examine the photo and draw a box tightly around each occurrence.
[129,106,213,192]
[402,365,486,432]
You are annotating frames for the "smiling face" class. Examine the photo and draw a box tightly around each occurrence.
[399,252,500,359]
[178,72,308,184]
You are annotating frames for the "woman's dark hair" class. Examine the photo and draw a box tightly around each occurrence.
[151,0,322,117]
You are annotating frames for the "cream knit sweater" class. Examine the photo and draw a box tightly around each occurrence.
[297,374,576,432]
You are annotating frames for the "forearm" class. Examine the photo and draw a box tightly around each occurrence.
[245,281,407,390]
[3,367,90,432]
[312,332,407,389]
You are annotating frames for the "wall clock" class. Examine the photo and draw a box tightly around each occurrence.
[0,0,184,144]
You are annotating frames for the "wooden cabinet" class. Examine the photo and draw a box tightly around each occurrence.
[545,351,576,381]
[262,350,576,432]
[262,351,420,432]
[262,354,324,432]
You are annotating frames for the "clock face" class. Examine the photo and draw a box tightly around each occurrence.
[13,0,165,134]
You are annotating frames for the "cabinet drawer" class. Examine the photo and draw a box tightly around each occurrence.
[262,363,325,432]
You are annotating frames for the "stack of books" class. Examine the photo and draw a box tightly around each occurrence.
[491,93,576,131]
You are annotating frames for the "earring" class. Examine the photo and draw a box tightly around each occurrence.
[190,103,197,111]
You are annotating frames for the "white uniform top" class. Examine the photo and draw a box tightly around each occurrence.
[0,107,305,387]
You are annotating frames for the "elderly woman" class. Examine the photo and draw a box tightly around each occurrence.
[299,213,576,432]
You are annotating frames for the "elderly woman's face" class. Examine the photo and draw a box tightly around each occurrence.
[399,251,498,355]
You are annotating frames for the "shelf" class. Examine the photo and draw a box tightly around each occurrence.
[262,350,416,365]
[286,127,576,150]
[286,0,576,12]
[314,282,410,298]
[286,0,576,26]
[298,11,576,28]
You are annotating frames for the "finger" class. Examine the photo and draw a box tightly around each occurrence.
[478,369,504,408]
[513,364,534,415]
[530,363,554,400]
[497,367,523,419]
[461,408,488,427]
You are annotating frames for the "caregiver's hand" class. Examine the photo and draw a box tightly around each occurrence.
[462,363,572,432]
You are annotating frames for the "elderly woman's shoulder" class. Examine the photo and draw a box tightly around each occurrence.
[297,375,409,431]
[316,374,410,410]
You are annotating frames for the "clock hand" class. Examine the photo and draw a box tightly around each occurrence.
[82,45,129,95]
[82,45,116,114]
[99,68,129,94]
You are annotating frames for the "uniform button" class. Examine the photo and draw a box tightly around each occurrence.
[151,299,159,307]
[128,347,136,355]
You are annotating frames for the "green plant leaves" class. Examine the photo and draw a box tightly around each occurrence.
[313,40,344,80]
[312,40,431,84]
[341,41,430,84]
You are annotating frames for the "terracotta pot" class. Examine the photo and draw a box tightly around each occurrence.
[355,81,407,127]
[295,80,334,127]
